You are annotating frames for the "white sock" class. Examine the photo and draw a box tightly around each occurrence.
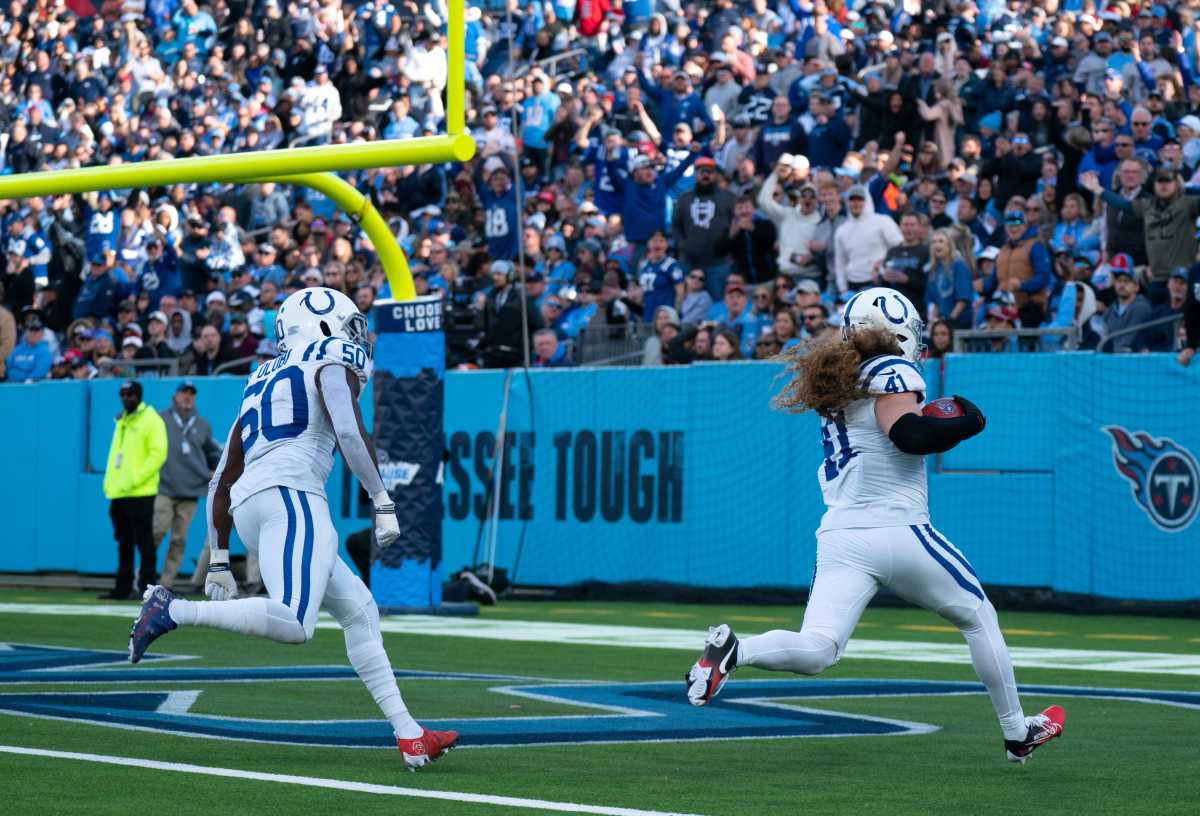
[339,601,421,739]
[953,602,1027,741]
[168,598,306,644]
[737,629,839,675]
[348,641,422,739]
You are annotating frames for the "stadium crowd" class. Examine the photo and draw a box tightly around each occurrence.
[2,0,1200,382]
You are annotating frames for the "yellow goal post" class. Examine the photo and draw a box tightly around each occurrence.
[0,0,475,301]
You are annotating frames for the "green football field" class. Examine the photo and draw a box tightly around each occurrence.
[1,589,1198,816]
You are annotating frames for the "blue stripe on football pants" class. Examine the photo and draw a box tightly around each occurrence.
[923,524,979,579]
[279,487,297,607]
[296,490,316,626]
[910,524,984,601]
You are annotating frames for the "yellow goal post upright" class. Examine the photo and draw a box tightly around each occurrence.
[0,0,475,301]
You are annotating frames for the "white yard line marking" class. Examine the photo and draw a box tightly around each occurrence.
[0,744,704,816]
[0,603,1196,676]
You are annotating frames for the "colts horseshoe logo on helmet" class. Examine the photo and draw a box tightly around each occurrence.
[302,290,337,315]
[874,294,909,325]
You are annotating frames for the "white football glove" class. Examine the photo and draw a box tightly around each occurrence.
[372,490,401,549]
[205,549,239,601]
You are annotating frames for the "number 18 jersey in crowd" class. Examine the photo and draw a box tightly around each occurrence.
[230,338,369,509]
[816,354,930,533]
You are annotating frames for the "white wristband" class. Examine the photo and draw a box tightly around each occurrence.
[210,549,230,566]
[372,490,393,508]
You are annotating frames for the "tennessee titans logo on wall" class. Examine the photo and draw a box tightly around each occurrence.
[301,290,337,315]
[1103,426,1199,532]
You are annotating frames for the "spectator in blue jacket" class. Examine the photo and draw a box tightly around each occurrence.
[925,229,976,330]
[1050,194,1101,263]
[172,0,218,57]
[521,74,561,177]
[705,281,759,356]
[608,145,700,267]
[805,92,852,169]
[73,256,117,322]
[5,307,52,382]
[85,193,121,260]
[974,63,1017,120]
[752,96,809,174]
[136,238,182,311]
[1077,120,1119,191]
[637,67,713,142]
[5,212,51,289]
[575,107,632,217]
[532,328,575,367]
[476,157,520,261]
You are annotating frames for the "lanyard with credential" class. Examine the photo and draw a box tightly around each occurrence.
[115,420,126,469]
[172,411,197,456]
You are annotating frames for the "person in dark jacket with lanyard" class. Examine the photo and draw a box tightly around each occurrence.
[1180,264,1200,367]
[154,380,222,591]
[1082,166,1200,304]
[480,260,544,368]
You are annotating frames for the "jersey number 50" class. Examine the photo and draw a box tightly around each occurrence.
[239,368,309,453]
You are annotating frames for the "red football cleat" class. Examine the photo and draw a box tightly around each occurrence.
[1005,705,1066,764]
[685,624,739,707]
[397,728,459,770]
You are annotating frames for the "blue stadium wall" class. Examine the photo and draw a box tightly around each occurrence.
[0,356,1196,602]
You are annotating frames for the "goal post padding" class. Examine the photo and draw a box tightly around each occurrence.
[369,295,449,613]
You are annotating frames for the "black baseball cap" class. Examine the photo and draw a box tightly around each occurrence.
[119,380,142,396]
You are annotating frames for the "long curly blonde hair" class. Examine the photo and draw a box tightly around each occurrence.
[774,328,903,419]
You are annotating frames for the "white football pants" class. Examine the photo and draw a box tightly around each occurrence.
[738,524,1027,740]
[233,485,352,638]
[169,487,421,738]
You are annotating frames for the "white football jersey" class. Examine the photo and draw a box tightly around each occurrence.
[230,337,369,509]
[816,354,930,533]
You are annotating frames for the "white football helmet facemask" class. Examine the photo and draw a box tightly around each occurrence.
[840,286,925,362]
[275,286,372,358]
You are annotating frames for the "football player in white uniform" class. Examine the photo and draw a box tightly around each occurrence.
[129,287,457,769]
[684,287,1065,764]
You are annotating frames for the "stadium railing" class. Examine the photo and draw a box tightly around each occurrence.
[1096,313,1183,353]
[212,356,257,375]
[952,326,1079,353]
[574,323,655,366]
[513,49,588,80]
[96,357,180,378]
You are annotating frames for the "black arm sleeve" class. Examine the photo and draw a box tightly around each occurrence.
[888,412,982,455]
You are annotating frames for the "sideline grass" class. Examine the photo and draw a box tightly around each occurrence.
[0,590,1196,815]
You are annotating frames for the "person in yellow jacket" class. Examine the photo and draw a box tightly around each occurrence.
[99,380,168,600]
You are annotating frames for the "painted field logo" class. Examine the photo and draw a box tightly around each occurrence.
[3,645,1200,748]
[1103,426,1199,532]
